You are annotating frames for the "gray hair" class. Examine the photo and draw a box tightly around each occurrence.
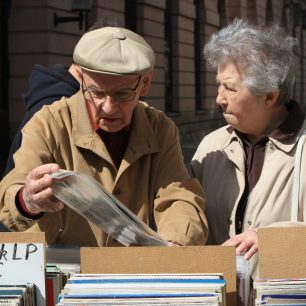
[204,18,298,104]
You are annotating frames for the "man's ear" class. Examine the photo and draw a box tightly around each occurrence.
[265,91,280,107]
[139,71,153,96]
[69,63,83,83]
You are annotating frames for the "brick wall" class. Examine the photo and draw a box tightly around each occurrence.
[3,0,306,170]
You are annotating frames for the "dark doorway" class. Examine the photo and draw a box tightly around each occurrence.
[0,0,11,179]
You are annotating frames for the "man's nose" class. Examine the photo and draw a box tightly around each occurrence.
[101,95,118,114]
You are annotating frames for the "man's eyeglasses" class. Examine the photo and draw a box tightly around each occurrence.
[82,76,142,104]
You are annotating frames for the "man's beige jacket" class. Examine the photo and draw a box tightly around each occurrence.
[0,92,208,247]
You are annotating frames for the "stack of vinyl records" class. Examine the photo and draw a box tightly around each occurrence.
[254,278,306,305]
[56,273,226,305]
[50,170,168,247]
[46,247,82,306]
[46,264,73,306]
[0,284,36,306]
[46,246,81,275]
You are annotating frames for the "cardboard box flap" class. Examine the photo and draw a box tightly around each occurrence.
[0,232,46,306]
[81,245,236,306]
[258,227,306,279]
[0,232,45,243]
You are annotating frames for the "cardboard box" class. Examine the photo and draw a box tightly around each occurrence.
[0,232,46,306]
[258,227,306,278]
[81,245,237,306]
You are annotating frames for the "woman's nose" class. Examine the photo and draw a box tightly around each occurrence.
[216,86,227,106]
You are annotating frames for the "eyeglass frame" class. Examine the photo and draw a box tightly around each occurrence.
[81,74,143,105]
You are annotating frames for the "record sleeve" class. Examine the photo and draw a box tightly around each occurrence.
[49,170,168,247]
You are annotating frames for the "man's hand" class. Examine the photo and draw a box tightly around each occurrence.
[22,163,64,214]
[167,240,182,246]
[221,229,258,260]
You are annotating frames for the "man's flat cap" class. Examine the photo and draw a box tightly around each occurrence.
[73,27,155,75]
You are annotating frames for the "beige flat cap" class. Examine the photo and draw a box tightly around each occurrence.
[73,27,155,75]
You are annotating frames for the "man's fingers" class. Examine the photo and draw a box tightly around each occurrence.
[44,200,64,212]
[30,187,54,203]
[22,163,62,214]
[27,163,60,180]
[28,198,64,213]
[25,175,53,195]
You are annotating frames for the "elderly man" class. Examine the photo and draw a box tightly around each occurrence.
[0,27,208,247]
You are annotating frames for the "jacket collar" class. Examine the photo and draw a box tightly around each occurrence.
[223,129,246,173]
[224,119,306,155]
[221,117,306,174]
[270,119,306,153]
[70,91,159,170]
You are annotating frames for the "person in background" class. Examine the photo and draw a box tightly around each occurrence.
[0,20,115,232]
[3,64,80,177]
[190,19,306,278]
[0,63,80,233]
[2,19,118,178]
[0,26,208,247]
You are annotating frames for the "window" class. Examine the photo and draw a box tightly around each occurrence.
[218,0,227,28]
[194,0,204,110]
[0,0,11,178]
[164,0,174,113]
[125,0,137,31]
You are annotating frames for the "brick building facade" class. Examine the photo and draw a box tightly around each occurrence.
[0,0,306,175]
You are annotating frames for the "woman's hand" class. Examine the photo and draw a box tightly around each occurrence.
[222,229,258,260]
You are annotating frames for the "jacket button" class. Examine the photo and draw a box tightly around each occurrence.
[114,188,121,196]
[247,220,252,225]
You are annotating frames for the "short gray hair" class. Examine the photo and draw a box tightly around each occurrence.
[204,18,298,104]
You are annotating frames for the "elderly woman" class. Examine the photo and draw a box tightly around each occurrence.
[190,19,306,278]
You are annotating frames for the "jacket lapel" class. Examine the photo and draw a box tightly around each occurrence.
[72,91,115,167]
[223,133,246,174]
[117,103,159,178]
[71,95,159,173]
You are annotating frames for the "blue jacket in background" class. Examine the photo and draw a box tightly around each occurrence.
[0,64,79,232]
[3,64,80,177]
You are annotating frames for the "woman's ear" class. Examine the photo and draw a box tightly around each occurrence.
[265,91,280,107]
[139,71,153,96]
